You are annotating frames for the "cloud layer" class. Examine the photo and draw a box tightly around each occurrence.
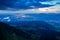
[0,0,55,10]
[0,0,60,13]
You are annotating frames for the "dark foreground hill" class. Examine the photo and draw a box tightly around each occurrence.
[0,21,59,40]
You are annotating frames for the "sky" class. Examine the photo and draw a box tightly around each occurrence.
[0,0,60,13]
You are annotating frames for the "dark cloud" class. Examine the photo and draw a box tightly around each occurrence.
[0,0,54,10]
[56,2,60,4]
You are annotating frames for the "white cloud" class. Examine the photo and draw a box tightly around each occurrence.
[0,17,11,22]
[3,17,10,19]
[0,4,60,14]
[40,2,56,5]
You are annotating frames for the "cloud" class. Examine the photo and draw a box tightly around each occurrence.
[0,0,60,13]
[1,17,11,22]
[3,17,10,19]
[0,0,55,10]
[0,4,60,14]
[40,2,56,5]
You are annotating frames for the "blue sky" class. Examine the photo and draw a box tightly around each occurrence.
[0,0,60,13]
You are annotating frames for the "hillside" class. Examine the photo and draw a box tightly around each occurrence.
[0,21,58,40]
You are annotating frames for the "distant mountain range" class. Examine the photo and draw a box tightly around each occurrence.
[0,13,60,21]
[0,14,60,40]
[0,21,60,40]
[0,14,60,27]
